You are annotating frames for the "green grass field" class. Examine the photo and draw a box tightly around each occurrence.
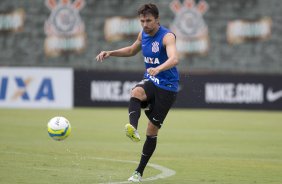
[0,108,282,184]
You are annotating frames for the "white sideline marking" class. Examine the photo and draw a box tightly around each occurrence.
[92,157,176,184]
[0,151,176,183]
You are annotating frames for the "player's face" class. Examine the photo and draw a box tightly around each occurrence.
[139,13,159,35]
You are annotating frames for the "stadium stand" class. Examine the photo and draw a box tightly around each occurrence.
[0,0,281,74]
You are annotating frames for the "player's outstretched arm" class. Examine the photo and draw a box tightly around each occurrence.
[96,32,142,62]
[96,51,111,62]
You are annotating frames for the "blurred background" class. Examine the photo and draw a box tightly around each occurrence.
[0,0,282,110]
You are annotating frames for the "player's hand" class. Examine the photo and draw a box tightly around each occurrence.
[147,67,160,76]
[96,51,110,62]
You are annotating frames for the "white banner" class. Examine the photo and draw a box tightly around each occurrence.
[0,67,73,109]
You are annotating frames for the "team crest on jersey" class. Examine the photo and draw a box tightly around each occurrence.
[44,0,86,57]
[152,41,159,53]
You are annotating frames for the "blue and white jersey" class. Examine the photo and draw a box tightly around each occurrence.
[142,26,179,92]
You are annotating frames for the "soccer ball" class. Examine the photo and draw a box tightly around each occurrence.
[47,116,71,141]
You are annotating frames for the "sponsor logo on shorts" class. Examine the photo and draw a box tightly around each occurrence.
[153,117,160,122]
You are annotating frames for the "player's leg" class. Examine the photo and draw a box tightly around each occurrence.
[130,86,177,180]
[128,121,158,182]
[135,121,158,176]
[125,80,153,142]
[125,86,147,142]
[128,86,147,129]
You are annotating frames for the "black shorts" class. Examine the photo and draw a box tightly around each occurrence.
[134,79,177,128]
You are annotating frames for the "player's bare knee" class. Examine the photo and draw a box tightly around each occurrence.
[146,121,159,136]
[131,87,146,100]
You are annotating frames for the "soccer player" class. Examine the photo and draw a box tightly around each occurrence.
[96,3,179,182]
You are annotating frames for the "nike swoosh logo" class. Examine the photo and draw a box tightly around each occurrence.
[153,117,159,122]
[266,88,282,102]
[129,111,135,116]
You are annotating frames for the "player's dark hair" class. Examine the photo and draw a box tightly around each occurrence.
[138,3,159,19]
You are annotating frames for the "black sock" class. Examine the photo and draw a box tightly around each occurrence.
[128,97,141,129]
[136,135,157,176]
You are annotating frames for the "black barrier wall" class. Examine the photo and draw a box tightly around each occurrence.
[74,70,282,110]
[75,70,143,107]
[175,73,282,110]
